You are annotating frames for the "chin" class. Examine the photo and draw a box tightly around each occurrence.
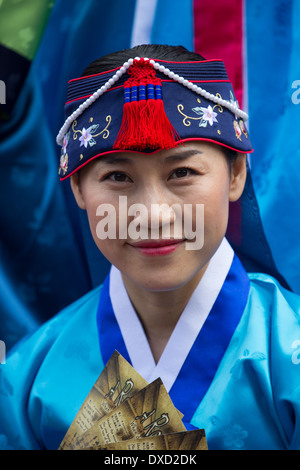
[130,272,194,293]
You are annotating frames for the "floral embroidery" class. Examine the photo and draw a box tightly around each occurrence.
[228,91,248,141]
[222,424,248,449]
[194,105,218,127]
[58,131,69,175]
[72,115,111,148]
[210,416,248,450]
[62,132,69,154]
[233,120,242,141]
[58,116,111,175]
[59,154,68,175]
[230,349,266,380]
[239,119,248,138]
[178,96,223,128]
[79,127,94,148]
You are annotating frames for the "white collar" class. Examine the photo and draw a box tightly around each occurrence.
[109,238,234,391]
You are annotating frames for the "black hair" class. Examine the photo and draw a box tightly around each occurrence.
[223,147,239,166]
[81,44,206,77]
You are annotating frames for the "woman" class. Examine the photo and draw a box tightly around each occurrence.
[0,44,299,450]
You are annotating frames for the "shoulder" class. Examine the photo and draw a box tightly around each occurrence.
[244,273,300,345]
[0,285,104,450]
[245,273,300,448]
[247,272,300,368]
[47,284,103,329]
[247,272,300,321]
[5,284,104,382]
[9,284,103,357]
[193,272,300,449]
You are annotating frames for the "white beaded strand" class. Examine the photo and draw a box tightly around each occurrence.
[150,60,248,121]
[56,59,132,145]
[56,57,249,146]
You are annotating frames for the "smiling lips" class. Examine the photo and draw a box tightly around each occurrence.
[129,239,185,256]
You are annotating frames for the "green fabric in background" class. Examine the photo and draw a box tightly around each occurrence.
[0,0,54,60]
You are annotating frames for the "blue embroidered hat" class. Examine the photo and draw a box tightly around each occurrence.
[57,57,253,179]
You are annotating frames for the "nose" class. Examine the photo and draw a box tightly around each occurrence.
[128,185,181,239]
[149,203,176,231]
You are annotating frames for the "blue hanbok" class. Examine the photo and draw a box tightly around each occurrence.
[0,239,300,450]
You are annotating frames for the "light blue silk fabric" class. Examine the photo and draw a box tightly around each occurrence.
[246,0,300,293]
[192,274,300,450]
[0,272,300,450]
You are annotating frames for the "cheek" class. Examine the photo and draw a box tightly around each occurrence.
[88,211,125,267]
[82,187,120,240]
[85,201,100,240]
[190,178,230,236]
[203,189,230,236]
[84,197,126,264]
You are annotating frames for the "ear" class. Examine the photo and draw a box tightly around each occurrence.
[229,154,247,202]
[70,173,87,210]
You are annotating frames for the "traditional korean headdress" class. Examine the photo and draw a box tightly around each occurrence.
[56,56,253,179]
[56,51,292,290]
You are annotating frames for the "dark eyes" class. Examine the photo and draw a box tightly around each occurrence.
[104,172,132,182]
[169,168,194,179]
[103,167,195,183]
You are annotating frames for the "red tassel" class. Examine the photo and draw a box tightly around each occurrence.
[112,101,139,150]
[113,59,180,151]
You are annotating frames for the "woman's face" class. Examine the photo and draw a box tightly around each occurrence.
[71,141,246,292]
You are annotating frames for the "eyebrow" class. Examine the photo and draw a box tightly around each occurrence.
[98,148,203,166]
[99,154,133,165]
[164,149,203,162]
